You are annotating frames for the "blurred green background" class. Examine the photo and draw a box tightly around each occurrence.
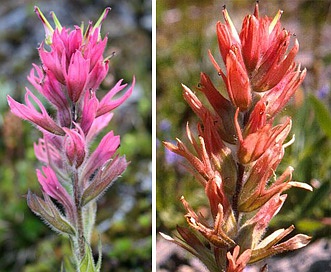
[157,0,331,270]
[0,0,151,271]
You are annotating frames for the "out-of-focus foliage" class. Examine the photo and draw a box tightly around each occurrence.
[0,0,151,271]
[157,0,331,268]
[273,93,331,238]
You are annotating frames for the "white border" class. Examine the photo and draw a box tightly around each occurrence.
[151,0,156,271]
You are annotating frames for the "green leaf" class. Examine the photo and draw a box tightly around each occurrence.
[298,180,331,218]
[62,256,76,272]
[82,201,97,244]
[27,191,77,236]
[309,94,331,138]
[95,237,103,272]
[296,219,325,232]
[79,243,96,272]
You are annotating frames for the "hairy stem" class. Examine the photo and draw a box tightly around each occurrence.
[232,163,245,220]
[73,170,85,261]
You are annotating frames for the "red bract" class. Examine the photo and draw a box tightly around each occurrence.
[225,48,252,110]
[235,109,292,164]
[163,3,312,271]
[226,246,251,272]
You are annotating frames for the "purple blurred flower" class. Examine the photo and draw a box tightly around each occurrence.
[164,143,183,165]
[159,119,172,132]
[317,83,330,99]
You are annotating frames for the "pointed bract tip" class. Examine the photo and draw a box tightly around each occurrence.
[269,9,283,34]
[254,1,260,18]
[50,11,62,31]
[34,6,54,45]
[93,7,111,30]
[159,232,174,241]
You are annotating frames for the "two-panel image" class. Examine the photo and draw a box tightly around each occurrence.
[0,1,330,271]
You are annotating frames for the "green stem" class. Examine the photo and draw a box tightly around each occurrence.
[73,170,85,261]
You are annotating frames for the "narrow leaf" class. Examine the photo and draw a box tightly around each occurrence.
[309,94,331,138]
[79,243,96,272]
[27,190,76,236]
[95,237,103,272]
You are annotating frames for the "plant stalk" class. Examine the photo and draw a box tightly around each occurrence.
[73,170,85,261]
[232,163,245,220]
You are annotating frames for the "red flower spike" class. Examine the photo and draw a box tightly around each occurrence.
[264,64,307,119]
[198,72,234,123]
[217,7,241,63]
[244,100,267,136]
[163,138,208,185]
[227,246,252,272]
[181,196,236,249]
[163,3,312,270]
[205,174,231,220]
[235,108,292,164]
[225,49,252,111]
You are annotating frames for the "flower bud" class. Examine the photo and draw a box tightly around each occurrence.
[63,127,86,168]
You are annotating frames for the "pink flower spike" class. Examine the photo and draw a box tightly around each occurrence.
[81,155,128,206]
[65,50,90,103]
[7,90,64,136]
[86,112,114,143]
[84,34,108,71]
[82,131,120,181]
[80,90,99,135]
[63,126,86,168]
[34,138,63,169]
[38,45,66,84]
[34,139,50,165]
[64,27,83,59]
[97,77,135,117]
[28,65,69,111]
[86,59,109,91]
[37,166,72,211]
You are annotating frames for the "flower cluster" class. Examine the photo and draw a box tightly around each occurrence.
[162,4,312,271]
[7,7,134,271]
